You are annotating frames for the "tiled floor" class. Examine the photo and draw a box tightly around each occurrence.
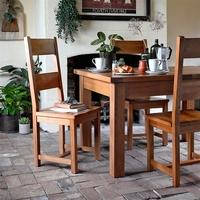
[1,123,200,200]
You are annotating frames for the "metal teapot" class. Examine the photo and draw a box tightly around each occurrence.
[156,44,172,60]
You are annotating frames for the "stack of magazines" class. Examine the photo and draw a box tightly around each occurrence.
[50,102,87,113]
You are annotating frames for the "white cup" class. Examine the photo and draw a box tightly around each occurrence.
[148,59,159,72]
[92,58,106,70]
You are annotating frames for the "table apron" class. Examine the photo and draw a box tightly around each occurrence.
[124,80,173,98]
[82,78,200,101]
[83,77,110,96]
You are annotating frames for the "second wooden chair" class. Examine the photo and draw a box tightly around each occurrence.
[113,39,169,150]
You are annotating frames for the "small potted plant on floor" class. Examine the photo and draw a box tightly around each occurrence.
[0,85,31,133]
[18,116,30,134]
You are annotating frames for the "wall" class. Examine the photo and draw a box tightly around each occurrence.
[44,0,167,91]
[0,0,167,87]
[0,0,167,132]
[0,0,36,85]
[37,0,167,132]
[0,0,200,131]
[167,0,200,65]
[2,1,200,86]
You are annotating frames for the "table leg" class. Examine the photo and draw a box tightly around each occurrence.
[79,76,92,147]
[109,83,125,177]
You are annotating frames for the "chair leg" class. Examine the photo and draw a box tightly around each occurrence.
[94,112,101,160]
[146,117,154,171]
[172,132,180,187]
[187,133,194,160]
[70,121,78,173]
[162,103,168,146]
[32,117,41,167]
[59,125,65,155]
[127,102,133,150]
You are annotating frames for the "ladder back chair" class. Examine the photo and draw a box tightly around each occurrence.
[113,39,169,150]
[24,36,101,173]
[146,36,200,187]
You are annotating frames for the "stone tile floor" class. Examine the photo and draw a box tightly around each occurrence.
[1,123,200,199]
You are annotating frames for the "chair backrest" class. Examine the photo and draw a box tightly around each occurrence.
[173,36,200,126]
[24,36,64,112]
[112,39,147,55]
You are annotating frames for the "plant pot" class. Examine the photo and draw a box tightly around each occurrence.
[19,123,30,135]
[0,115,19,133]
[99,52,113,69]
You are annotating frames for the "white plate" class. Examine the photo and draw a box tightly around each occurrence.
[88,68,111,73]
[114,72,136,75]
[145,70,168,75]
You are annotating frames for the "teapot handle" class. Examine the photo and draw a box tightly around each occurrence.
[167,47,172,59]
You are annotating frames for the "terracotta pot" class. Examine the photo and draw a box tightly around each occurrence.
[138,60,147,74]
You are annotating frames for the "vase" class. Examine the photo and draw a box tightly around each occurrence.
[99,52,113,69]
[138,60,147,74]
[19,123,30,134]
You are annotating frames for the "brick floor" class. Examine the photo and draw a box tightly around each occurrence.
[1,123,200,199]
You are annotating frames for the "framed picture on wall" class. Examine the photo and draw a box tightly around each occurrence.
[77,0,150,21]
[0,0,25,40]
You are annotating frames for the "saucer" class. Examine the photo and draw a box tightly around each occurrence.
[88,68,111,73]
[145,70,168,75]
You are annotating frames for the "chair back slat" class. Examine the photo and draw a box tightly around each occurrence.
[182,38,200,58]
[35,72,61,91]
[181,79,200,100]
[30,38,57,55]
[113,39,147,55]
[24,36,64,112]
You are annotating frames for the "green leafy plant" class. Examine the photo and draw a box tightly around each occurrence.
[90,31,124,55]
[55,0,81,43]
[19,116,30,124]
[0,56,42,116]
[3,0,17,23]
[0,56,42,88]
[0,85,31,116]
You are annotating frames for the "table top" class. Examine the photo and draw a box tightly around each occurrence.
[74,66,200,83]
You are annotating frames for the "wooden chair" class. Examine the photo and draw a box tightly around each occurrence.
[24,36,101,173]
[146,36,200,187]
[113,39,169,150]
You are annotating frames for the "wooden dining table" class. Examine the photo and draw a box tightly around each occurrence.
[74,67,200,178]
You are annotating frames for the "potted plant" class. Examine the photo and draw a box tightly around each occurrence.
[18,116,30,134]
[90,31,124,68]
[55,0,82,43]
[0,85,31,133]
[0,56,42,125]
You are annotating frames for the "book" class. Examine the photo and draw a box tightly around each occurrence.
[50,105,88,113]
[54,102,86,109]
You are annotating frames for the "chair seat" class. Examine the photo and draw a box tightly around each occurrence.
[37,106,100,121]
[125,97,169,149]
[147,110,200,133]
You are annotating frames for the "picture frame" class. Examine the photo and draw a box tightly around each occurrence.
[78,0,150,21]
[0,0,25,41]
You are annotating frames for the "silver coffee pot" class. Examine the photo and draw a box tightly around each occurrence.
[156,44,172,71]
